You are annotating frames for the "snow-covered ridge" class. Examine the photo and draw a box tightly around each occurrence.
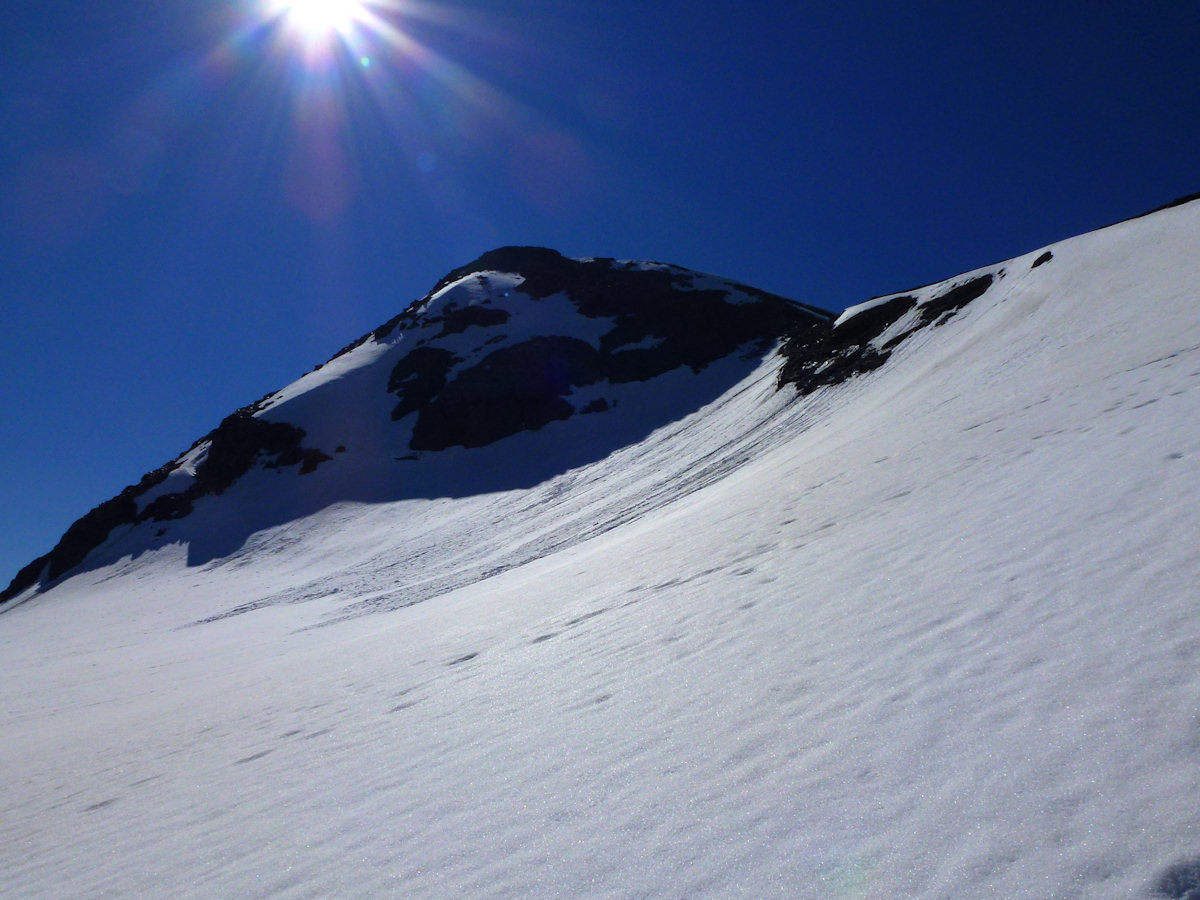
[1,247,820,605]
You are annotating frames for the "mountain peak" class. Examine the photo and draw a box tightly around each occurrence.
[2,250,826,604]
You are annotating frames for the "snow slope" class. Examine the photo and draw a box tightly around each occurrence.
[3,200,1200,898]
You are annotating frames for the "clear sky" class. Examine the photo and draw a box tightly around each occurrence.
[2,0,1199,584]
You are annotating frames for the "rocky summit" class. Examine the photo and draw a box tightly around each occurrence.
[2,247,828,603]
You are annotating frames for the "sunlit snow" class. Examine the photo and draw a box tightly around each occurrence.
[3,201,1200,898]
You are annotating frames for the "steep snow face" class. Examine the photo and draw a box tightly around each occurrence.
[4,199,1200,899]
[1,248,821,604]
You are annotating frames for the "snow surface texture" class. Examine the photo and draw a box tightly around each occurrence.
[4,203,1200,897]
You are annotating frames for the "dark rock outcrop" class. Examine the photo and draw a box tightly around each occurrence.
[389,347,461,422]
[1,409,330,603]
[385,247,826,451]
[777,296,913,395]
[778,274,995,396]
[412,336,604,451]
[916,274,993,327]
[1152,857,1200,899]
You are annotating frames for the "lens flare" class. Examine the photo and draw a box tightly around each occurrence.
[271,0,364,40]
[209,0,591,226]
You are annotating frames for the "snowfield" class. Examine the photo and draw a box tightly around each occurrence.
[4,200,1200,898]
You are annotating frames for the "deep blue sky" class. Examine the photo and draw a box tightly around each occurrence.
[2,0,1199,584]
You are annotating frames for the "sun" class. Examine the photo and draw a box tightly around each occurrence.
[271,0,366,39]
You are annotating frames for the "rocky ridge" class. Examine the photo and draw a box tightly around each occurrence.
[3,247,828,603]
[4,236,1057,605]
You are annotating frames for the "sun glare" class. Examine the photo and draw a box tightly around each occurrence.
[229,0,557,222]
[275,0,365,39]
